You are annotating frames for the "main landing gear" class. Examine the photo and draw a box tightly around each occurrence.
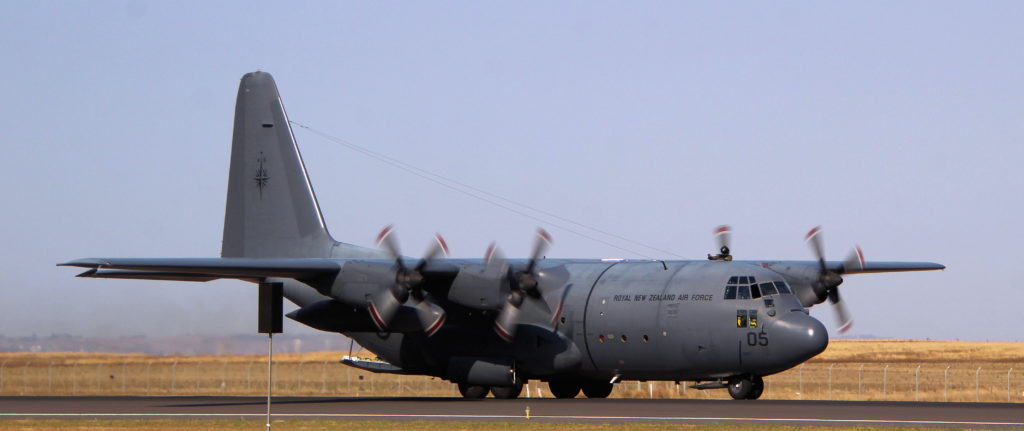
[458,379,615,399]
[457,381,524,399]
[727,375,764,400]
[548,379,614,399]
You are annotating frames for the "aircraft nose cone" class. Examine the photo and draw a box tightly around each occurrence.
[773,311,828,364]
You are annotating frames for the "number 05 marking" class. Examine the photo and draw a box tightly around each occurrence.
[747,332,768,346]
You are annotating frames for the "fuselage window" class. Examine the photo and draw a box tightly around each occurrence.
[738,276,749,284]
[736,309,748,328]
[724,285,737,300]
[750,284,761,299]
[737,285,751,300]
[773,281,791,294]
[728,276,738,284]
[749,310,758,328]
[760,282,777,296]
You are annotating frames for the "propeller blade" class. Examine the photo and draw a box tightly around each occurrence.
[842,245,865,273]
[493,302,520,342]
[805,226,827,272]
[376,224,404,269]
[410,294,447,337]
[414,233,449,272]
[828,289,854,334]
[525,228,552,274]
[367,287,403,332]
[714,225,731,253]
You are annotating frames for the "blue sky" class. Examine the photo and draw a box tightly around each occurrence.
[1,2,1020,341]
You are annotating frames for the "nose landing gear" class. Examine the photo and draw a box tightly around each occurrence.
[727,375,764,400]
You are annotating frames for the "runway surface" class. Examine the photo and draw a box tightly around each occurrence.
[2,396,1024,428]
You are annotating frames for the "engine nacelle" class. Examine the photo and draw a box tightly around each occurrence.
[327,260,397,306]
[764,263,827,307]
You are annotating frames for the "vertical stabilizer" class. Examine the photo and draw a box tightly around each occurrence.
[221,72,377,259]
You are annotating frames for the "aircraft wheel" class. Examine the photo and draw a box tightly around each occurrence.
[581,380,614,398]
[548,379,581,399]
[458,382,489,399]
[491,382,523,399]
[727,377,753,400]
[746,376,764,400]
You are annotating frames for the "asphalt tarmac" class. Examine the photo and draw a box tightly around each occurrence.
[2,396,1024,428]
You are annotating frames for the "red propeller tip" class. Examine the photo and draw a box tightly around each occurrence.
[376,224,395,246]
[854,245,865,267]
[805,226,822,242]
[714,225,731,236]
[537,228,552,245]
[434,233,450,257]
[484,243,497,264]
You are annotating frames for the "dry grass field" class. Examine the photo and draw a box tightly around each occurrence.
[1,340,1022,402]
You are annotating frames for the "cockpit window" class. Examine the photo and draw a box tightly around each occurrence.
[723,277,793,300]
[737,285,751,300]
[724,285,737,300]
[774,281,791,294]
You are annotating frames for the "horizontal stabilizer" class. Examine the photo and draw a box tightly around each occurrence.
[58,257,350,280]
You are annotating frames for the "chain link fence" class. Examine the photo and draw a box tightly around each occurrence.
[0,357,1020,401]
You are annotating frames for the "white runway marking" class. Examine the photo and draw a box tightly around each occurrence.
[2,412,1024,427]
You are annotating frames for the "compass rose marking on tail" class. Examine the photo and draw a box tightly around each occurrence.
[254,152,269,198]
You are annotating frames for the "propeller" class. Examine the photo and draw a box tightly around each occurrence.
[710,225,732,260]
[804,226,864,334]
[366,225,450,336]
[493,228,555,342]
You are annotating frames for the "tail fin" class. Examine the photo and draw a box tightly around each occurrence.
[221,71,377,259]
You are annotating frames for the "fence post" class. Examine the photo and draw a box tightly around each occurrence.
[72,361,78,395]
[247,361,254,391]
[298,361,304,393]
[858,364,864,398]
[1008,368,1013,403]
[883,364,889,401]
[321,361,327,394]
[828,363,835,399]
[221,361,227,391]
[915,365,921,401]
[171,360,178,394]
[0,358,9,393]
[976,367,982,402]
[122,361,127,394]
[146,361,152,396]
[649,382,653,398]
[944,366,950,402]
[799,364,804,399]
[23,361,31,395]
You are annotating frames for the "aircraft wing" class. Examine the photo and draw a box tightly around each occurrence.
[57,257,349,281]
[833,261,945,273]
[756,260,944,274]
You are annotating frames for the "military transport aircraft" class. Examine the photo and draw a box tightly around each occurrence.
[60,71,944,400]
